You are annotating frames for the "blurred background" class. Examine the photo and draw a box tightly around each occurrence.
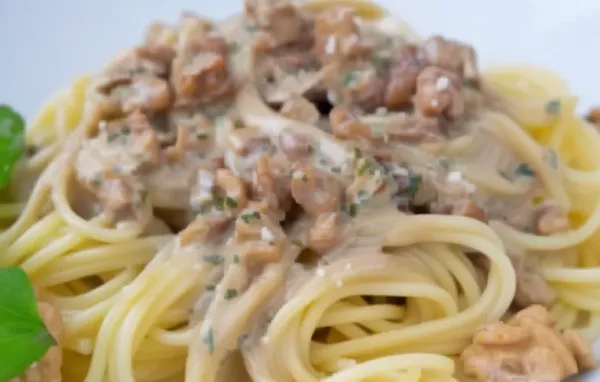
[0,0,599,118]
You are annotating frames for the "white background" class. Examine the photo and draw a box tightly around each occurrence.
[0,0,599,377]
[1,0,600,118]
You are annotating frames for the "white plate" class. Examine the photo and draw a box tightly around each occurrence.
[1,0,599,380]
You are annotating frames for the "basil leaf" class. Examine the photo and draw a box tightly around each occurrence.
[0,267,56,381]
[0,105,25,188]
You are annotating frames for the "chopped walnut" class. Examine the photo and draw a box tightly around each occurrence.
[179,214,230,245]
[313,7,370,64]
[587,107,600,126]
[279,95,320,125]
[415,66,464,119]
[562,329,598,370]
[277,128,313,161]
[245,0,310,48]
[461,305,595,382]
[171,34,234,106]
[451,199,487,222]
[387,113,447,142]
[166,113,213,161]
[329,107,373,141]
[106,44,175,78]
[291,166,342,216]
[215,168,248,215]
[533,204,570,236]
[10,300,64,382]
[93,73,171,117]
[253,155,293,212]
[334,64,385,113]
[511,254,556,309]
[234,201,271,242]
[384,44,423,110]
[308,212,343,254]
[227,126,272,156]
[420,35,479,84]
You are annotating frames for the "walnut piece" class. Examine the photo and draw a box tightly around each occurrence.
[461,305,597,382]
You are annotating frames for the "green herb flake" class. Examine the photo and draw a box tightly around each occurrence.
[545,99,561,115]
[341,70,362,88]
[241,211,260,224]
[215,197,225,211]
[347,203,358,217]
[203,254,224,264]
[225,289,238,300]
[196,132,210,140]
[233,254,240,264]
[357,189,369,202]
[357,160,370,176]
[437,157,450,171]
[203,326,215,354]
[353,147,362,159]
[330,166,341,173]
[407,173,422,198]
[245,24,260,34]
[0,268,56,381]
[205,284,216,292]
[0,106,25,189]
[515,163,535,177]
[226,197,238,208]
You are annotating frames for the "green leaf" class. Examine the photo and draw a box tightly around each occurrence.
[407,173,422,198]
[0,105,25,189]
[0,268,56,381]
[515,163,535,177]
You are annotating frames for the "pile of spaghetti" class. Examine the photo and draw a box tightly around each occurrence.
[4,0,600,381]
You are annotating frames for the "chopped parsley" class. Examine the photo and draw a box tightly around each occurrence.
[203,254,224,265]
[341,70,362,88]
[353,147,362,159]
[233,254,240,264]
[196,132,210,140]
[205,284,216,292]
[224,289,238,300]
[330,166,341,173]
[515,163,535,177]
[203,326,215,354]
[545,99,561,115]
[357,160,370,176]
[215,196,225,211]
[245,23,260,34]
[347,203,358,217]
[437,157,450,171]
[226,197,238,208]
[407,173,422,198]
[241,211,261,224]
[357,189,370,203]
